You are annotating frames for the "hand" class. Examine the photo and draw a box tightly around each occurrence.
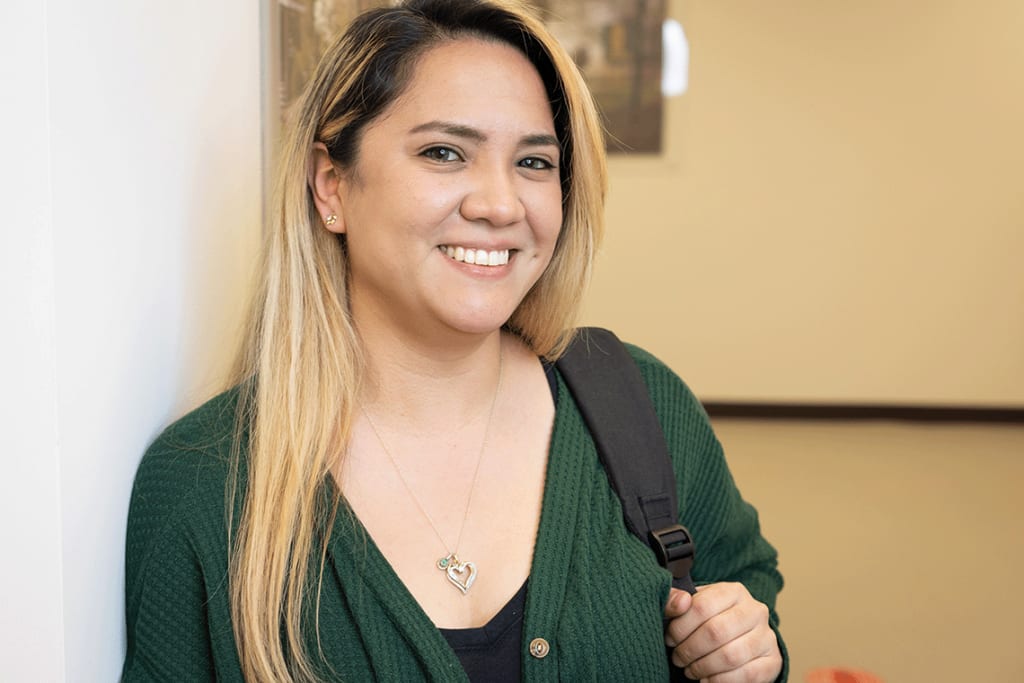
[663,582,782,683]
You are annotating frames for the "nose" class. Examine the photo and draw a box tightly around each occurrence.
[458,163,526,226]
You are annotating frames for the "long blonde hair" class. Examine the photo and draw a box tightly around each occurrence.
[228,1,607,679]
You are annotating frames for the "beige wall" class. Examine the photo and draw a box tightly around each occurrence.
[719,418,1024,682]
[584,0,1024,407]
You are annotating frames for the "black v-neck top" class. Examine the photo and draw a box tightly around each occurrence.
[438,579,529,682]
[437,362,559,681]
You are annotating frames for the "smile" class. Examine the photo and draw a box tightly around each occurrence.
[439,245,511,267]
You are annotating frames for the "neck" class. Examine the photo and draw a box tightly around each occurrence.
[357,324,506,428]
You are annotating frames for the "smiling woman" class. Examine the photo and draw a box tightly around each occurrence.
[309,38,565,342]
[122,2,786,682]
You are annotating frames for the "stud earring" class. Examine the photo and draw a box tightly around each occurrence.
[324,214,337,226]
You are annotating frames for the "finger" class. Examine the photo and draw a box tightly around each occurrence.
[682,623,779,682]
[698,652,782,683]
[674,598,770,669]
[665,583,744,652]
[664,588,695,648]
[664,587,693,619]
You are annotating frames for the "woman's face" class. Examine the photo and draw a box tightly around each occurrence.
[329,38,563,343]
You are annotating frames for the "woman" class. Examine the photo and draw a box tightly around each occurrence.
[123,1,786,681]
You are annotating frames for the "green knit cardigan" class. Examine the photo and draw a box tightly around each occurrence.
[123,344,787,681]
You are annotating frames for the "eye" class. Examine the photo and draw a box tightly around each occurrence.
[519,156,556,171]
[421,146,463,163]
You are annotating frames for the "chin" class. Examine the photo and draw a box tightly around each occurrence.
[443,318,510,338]
[438,308,518,338]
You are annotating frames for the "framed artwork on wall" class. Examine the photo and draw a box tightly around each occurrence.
[267,0,667,154]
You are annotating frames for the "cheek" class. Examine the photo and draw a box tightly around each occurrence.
[522,178,563,226]
[541,219,562,254]
[408,180,464,223]
[410,187,458,215]
[536,192,564,248]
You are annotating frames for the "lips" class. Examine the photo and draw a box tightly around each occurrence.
[439,245,511,266]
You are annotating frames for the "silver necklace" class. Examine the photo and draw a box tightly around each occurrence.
[361,347,503,595]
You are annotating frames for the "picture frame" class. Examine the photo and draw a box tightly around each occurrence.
[265,0,667,155]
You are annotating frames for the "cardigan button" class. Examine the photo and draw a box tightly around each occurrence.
[529,637,550,659]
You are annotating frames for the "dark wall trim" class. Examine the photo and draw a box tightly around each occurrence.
[703,402,1024,424]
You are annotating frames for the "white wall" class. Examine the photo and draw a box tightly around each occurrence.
[1,1,263,680]
[1,2,65,680]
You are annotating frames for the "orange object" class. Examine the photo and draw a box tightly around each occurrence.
[806,668,885,683]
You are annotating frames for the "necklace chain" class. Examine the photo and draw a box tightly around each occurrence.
[360,345,503,594]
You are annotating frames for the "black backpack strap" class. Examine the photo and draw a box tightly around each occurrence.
[556,327,696,595]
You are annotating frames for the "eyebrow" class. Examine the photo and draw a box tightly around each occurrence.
[408,120,559,149]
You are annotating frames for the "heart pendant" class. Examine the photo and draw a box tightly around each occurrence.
[445,559,477,595]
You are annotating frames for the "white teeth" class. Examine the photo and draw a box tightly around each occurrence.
[440,245,510,267]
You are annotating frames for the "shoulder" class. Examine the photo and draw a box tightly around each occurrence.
[560,328,712,443]
[123,389,246,680]
[132,387,244,499]
[622,341,692,394]
[613,340,737,508]
[562,329,719,465]
[126,387,245,578]
[621,341,714,437]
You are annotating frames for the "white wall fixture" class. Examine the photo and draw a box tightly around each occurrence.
[662,18,689,97]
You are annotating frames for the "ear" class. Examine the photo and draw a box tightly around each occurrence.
[308,142,346,234]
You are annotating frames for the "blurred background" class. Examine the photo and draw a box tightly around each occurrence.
[3,0,1021,681]
[589,4,1024,680]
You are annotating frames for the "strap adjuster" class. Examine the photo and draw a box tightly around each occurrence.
[649,524,695,579]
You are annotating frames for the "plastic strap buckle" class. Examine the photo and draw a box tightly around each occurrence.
[649,524,695,579]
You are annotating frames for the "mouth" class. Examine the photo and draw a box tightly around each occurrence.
[439,245,512,267]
